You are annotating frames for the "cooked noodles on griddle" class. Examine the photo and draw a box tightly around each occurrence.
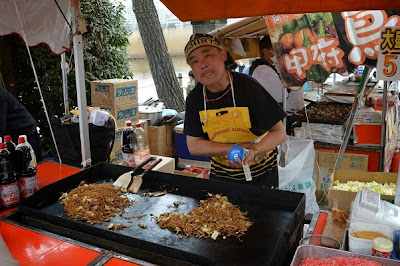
[60,183,131,224]
[156,194,252,240]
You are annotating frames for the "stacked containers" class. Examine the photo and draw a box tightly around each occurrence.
[91,79,139,165]
[351,188,400,230]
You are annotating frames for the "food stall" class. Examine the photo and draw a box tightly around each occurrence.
[1,1,400,266]
[161,1,400,264]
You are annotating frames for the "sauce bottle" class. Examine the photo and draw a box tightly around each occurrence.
[0,143,20,208]
[15,137,38,198]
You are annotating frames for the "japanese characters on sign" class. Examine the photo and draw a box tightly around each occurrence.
[283,37,345,79]
[331,10,400,71]
[377,27,400,80]
[265,10,400,87]
[266,13,347,87]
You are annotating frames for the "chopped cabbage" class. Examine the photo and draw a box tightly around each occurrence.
[332,180,396,196]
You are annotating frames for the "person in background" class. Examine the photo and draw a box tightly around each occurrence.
[234,60,246,73]
[250,36,304,134]
[250,35,285,105]
[183,33,286,188]
[0,84,43,162]
[185,70,196,97]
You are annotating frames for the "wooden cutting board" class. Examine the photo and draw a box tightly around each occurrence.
[322,212,347,245]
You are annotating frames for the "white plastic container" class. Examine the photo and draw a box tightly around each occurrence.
[348,221,393,255]
[350,188,381,223]
[350,189,400,230]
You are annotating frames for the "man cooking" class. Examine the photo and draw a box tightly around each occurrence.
[183,33,286,188]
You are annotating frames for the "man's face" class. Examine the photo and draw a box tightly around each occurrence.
[187,46,227,87]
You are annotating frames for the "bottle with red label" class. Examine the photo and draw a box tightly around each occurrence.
[0,142,20,208]
[122,120,136,167]
[3,135,17,175]
[15,137,38,198]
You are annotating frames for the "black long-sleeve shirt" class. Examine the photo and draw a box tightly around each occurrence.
[0,86,37,138]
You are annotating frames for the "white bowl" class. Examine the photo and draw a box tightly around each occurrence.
[348,221,393,255]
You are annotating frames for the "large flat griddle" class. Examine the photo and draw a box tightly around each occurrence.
[14,163,305,265]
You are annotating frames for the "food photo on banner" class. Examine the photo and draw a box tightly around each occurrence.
[265,10,400,88]
[265,13,347,88]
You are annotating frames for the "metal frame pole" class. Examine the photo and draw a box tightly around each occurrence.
[61,53,69,115]
[380,81,388,171]
[335,67,371,170]
[72,4,91,168]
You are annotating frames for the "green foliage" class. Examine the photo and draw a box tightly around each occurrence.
[0,0,132,158]
[80,0,132,84]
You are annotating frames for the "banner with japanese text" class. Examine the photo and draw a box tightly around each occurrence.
[331,10,400,72]
[266,13,347,88]
[266,10,400,88]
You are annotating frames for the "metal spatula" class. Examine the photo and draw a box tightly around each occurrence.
[113,156,154,189]
[128,158,162,194]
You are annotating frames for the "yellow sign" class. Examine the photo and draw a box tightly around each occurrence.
[377,27,400,80]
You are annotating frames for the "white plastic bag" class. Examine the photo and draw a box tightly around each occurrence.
[279,137,319,214]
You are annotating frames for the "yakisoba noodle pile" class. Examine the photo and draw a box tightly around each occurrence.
[157,194,252,240]
[60,183,131,224]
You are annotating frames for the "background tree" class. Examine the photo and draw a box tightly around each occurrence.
[0,0,132,157]
[132,0,185,111]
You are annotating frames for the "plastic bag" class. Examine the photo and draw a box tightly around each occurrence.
[278,137,319,214]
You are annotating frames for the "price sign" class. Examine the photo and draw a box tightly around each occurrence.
[376,27,400,81]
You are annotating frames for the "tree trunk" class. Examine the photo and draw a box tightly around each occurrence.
[132,0,185,111]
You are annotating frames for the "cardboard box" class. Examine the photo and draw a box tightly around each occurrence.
[328,170,397,212]
[315,150,368,201]
[174,170,203,178]
[112,129,123,153]
[91,79,138,106]
[148,125,174,157]
[94,103,138,130]
[111,150,123,165]
[149,155,175,174]
[355,111,382,123]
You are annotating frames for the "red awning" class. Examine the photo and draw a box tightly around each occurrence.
[160,0,400,21]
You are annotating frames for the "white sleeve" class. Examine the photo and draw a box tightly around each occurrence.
[252,65,284,103]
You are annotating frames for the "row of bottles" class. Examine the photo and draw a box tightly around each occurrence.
[0,135,38,208]
[121,120,150,167]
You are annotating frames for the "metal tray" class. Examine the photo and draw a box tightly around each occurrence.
[295,102,352,125]
[14,163,305,266]
[290,245,399,265]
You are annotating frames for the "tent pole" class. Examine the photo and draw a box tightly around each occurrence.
[335,67,371,170]
[72,4,91,168]
[61,53,69,115]
[283,87,287,128]
[379,81,388,171]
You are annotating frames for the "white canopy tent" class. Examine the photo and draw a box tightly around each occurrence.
[0,0,91,167]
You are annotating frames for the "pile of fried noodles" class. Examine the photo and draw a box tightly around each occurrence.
[60,183,131,224]
[156,194,252,240]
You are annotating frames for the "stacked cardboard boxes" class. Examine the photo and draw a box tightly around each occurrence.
[91,79,139,130]
[91,79,139,165]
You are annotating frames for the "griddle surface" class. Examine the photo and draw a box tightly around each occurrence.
[18,163,305,265]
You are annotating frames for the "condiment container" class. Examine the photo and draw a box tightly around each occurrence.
[348,222,393,255]
[372,237,393,258]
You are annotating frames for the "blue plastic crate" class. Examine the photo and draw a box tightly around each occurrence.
[174,132,210,162]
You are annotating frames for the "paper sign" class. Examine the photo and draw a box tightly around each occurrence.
[377,27,400,81]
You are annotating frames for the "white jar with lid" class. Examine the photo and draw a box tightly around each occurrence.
[372,237,393,258]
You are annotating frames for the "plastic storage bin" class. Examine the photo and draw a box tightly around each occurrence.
[174,132,210,162]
